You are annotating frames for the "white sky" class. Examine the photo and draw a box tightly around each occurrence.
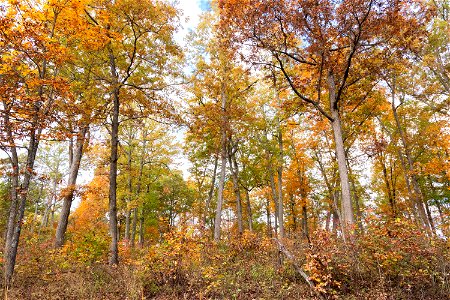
[171,0,207,180]
[174,0,205,44]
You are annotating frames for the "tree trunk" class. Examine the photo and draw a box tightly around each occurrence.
[131,208,138,246]
[139,209,144,247]
[276,129,284,238]
[213,87,228,241]
[124,140,133,241]
[348,166,363,232]
[5,130,40,287]
[301,204,309,240]
[379,151,396,216]
[108,86,120,264]
[314,149,341,234]
[3,17,55,286]
[244,188,253,231]
[125,210,131,241]
[4,128,19,288]
[108,45,120,265]
[289,194,297,232]
[55,126,88,248]
[204,154,218,227]
[391,82,430,231]
[266,196,272,237]
[269,168,279,237]
[228,147,243,235]
[133,131,147,248]
[273,73,285,237]
[213,131,227,241]
[328,73,354,227]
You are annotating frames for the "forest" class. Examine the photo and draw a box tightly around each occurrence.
[0,0,449,299]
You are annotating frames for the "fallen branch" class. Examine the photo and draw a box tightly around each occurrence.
[273,238,325,300]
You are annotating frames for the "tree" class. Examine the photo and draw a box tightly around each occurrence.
[0,0,79,285]
[83,0,181,264]
[219,0,430,228]
[185,11,253,241]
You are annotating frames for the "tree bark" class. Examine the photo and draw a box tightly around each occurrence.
[276,128,284,238]
[132,130,147,247]
[328,72,354,226]
[139,209,144,247]
[204,154,218,227]
[379,151,396,216]
[289,194,297,232]
[131,208,138,246]
[390,81,430,231]
[124,142,133,241]
[269,167,279,237]
[5,130,40,287]
[108,44,120,264]
[228,146,243,235]
[213,86,228,241]
[3,124,20,288]
[213,129,227,241]
[313,149,341,234]
[244,188,253,231]
[266,196,272,237]
[55,126,88,248]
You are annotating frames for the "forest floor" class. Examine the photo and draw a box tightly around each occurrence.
[3,226,450,299]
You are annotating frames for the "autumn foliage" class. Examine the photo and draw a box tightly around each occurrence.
[0,0,449,299]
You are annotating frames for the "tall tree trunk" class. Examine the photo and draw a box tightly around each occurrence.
[273,72,284,237]
[4,127,19,288]
[379,151,396,216]
[55,126,88,248]
[289,194,297,232]
[348,166,363,232]
[3,16,56,286]
[204,154,218,227]
[132,130,147,248]
[313,150,341,234]
[269,167,279,237]
[328,73,354,226]
[139,208,144,247]
[228,147,243,235]
[108,46,120,265]
[301,203,309,240]
[124,143,133,241]
[390,80,430,231]
[276,129,284,238]
[213,130,227,241]
[244,188,253,232]
[5,130,40,287]
[125,210,131,241]
[266,196,272,237]
[131,208,137,246]
[213,87,228,241]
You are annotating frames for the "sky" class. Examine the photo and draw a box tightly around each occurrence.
[175,0,210,43]
[170,0,211,179]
